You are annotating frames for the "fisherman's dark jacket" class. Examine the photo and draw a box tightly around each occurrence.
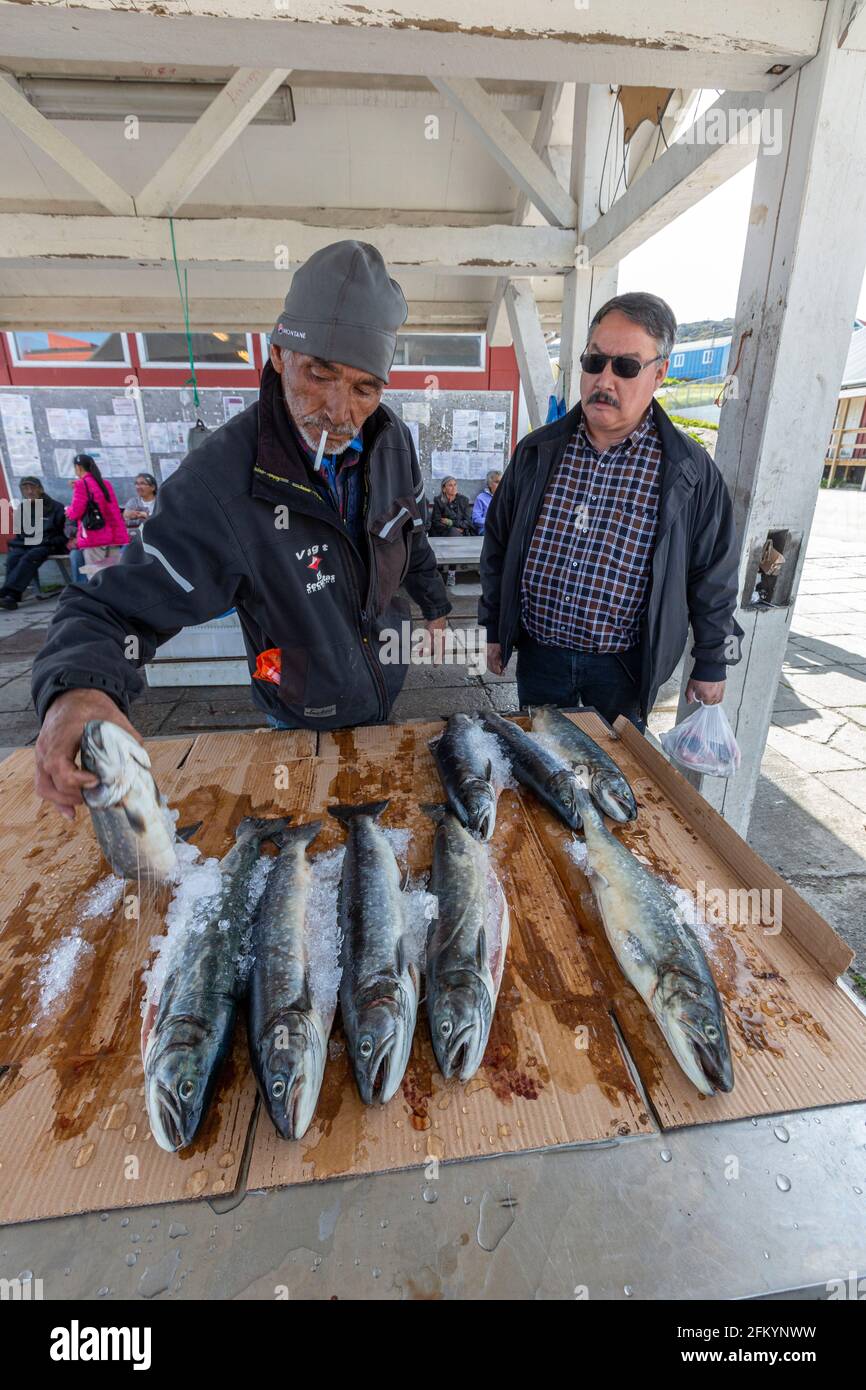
[479,398,744,722]
[32,363,451,730]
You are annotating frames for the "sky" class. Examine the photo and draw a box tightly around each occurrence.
[617,141,866,331]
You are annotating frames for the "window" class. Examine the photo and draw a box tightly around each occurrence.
[702,348,713,364]
[390,333,485,371]
[672,352,685,368]
[136,332,254,368]
[7,330,129,367]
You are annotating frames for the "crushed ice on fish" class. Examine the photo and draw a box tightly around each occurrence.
[141,840,223,1015]
[461,718,516,792]
[305,846,345,1020]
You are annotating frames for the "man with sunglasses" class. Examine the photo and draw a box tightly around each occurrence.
[479,291,742,731]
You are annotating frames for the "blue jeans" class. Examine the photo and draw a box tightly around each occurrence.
[516,633,645,731]
[70,549,87,585]
[266,715,293,730]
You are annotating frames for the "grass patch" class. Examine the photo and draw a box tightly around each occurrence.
[848,969,866,1001]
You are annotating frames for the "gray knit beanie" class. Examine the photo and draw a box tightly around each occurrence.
[271,240,408,383]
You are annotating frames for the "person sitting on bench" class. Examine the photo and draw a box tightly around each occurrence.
[0,477,68,611]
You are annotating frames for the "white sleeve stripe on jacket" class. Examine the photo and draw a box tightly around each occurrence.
[139,525,195,593]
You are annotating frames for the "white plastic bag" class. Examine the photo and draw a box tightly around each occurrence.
[660,701,741,778]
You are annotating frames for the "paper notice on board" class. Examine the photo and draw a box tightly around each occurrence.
[402,401,430,426]
[223,395,246,422]
[57,446,146,477]
[0,394,42,474]
[451,408,480,451]
[406,420,420,458]
[431,450,456,479]
[45,408,92,440]
[97,414,143,448]
[478,410,507,451]
[159,458,182,480]
[147,421,189,453]
[448,451,499,480]
[112,397,137,416]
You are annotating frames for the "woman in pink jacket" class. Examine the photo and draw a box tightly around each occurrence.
[67,453,130,584]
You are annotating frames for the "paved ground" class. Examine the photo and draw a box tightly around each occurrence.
[1,489,864,979]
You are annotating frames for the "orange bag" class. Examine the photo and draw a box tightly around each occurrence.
[253,647,281,685]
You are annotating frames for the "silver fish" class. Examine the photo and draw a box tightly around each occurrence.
[247,820,332,1141]
[480,709,582,830]
[328,800,420,1105]
[575,784,733,1096]
[80,720,187,884]
[430,713,497,840]
[425,807,509,1081]
[530,704,638,822]
[142,815,288,1151]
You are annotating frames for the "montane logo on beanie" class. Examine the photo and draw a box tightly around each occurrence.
[278,322,306,339]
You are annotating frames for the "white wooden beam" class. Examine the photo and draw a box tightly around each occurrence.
[487,81,565,347]
[136,68,292,217]
[583,90,767,265]
[0,294,550,331]
[505,280,555,430]
[432,77,578,228]
[0,214,577,276]
[687,1,866,833]
[0,71,135,217]
[0,4,824,91]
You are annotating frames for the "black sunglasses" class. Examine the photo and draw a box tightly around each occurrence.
[580,350,665,380]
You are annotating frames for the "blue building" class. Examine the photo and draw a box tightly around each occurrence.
[667,337,731,382]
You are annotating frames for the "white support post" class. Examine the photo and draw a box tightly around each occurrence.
[682,0,866,833]
[0,72,135,216]
[136,69,292,216]
[557,85,621,408]
[505,281,555,430]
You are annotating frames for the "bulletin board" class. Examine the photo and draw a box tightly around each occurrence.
[0,386,513,508]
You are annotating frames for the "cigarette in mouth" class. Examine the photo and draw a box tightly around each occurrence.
[314,427,328,470]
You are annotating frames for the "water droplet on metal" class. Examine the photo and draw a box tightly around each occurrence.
[773,1124,789,1142]
[372,1267,381,1279]
[476,1189,516,1252]
[623,1285,633,1297]
[660,1149,672,1163]
[380,1219,388,1228]
[422,1187,438,1204]
[120,1217,130,1228]
[463,1195,472,1205]
[97,1286,110,1297]
[125,1253,138,1267]
[775,1175,791,1192]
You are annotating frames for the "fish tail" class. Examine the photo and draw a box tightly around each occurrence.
[326,799,389,824]
[272,819,322,850]
[235,815,292,846]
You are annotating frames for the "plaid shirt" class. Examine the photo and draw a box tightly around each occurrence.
[521,410,661,651]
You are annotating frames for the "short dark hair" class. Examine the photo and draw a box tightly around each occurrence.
[589,292,677,359]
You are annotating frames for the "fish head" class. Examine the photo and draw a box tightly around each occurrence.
[462,779,496,841]
[351,986,414,1106]
[143,1015,221,1152]
[549,770,583,830]
[80,720,150,809]
[255,1011,326,1141]
[429,970,492,1081]
[591,773,638,823]
[655,971,734,1096]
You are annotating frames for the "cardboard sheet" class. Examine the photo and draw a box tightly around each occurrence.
[1,715,864,1225]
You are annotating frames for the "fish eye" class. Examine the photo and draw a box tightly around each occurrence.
[271,1079,286,1099]
[440,1020,453,1038]
[705,1025,719,1042]
[179,1079,195,1101]
[359,1036,374,1059]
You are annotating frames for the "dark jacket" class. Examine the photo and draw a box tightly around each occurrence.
[31,363,451,730]
[11,493,67,552]
[479,399,743,721]
[429,491,476,536]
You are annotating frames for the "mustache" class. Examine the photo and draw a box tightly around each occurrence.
[589,389,620,408]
